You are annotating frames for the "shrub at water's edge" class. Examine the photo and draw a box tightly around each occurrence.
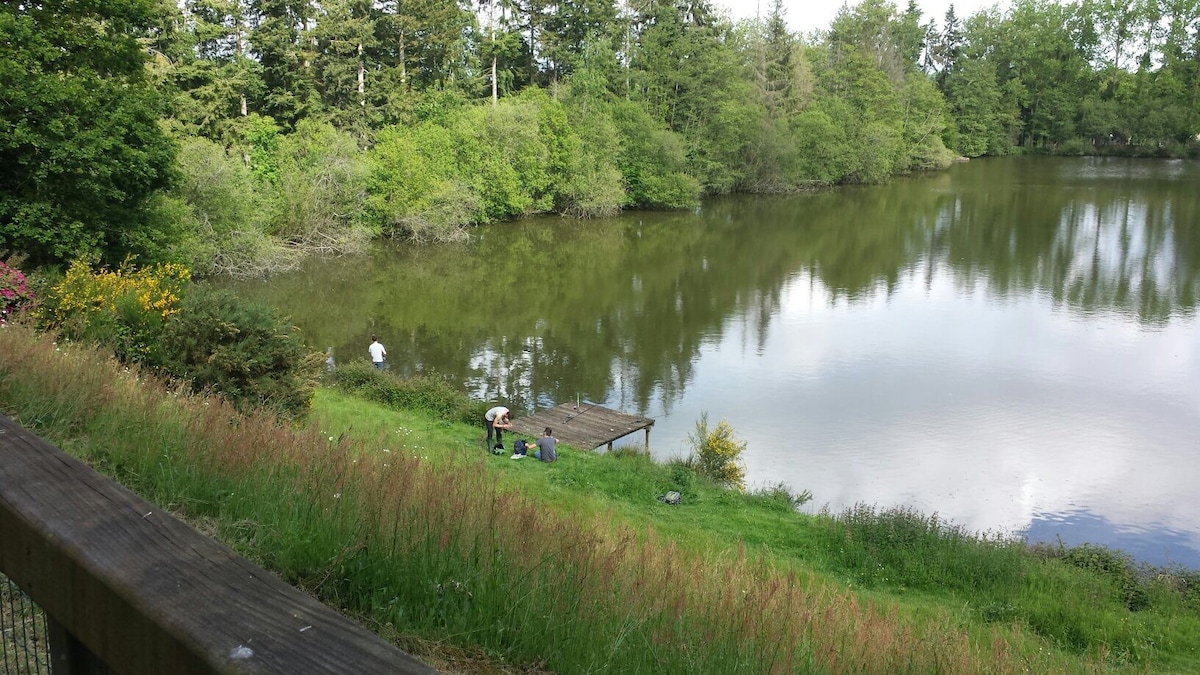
[687,412,747,492]
[155,286,322,418]
[0,323,1140,673]
[328,360,476,424]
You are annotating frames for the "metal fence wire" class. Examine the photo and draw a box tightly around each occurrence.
[1,573,51,675]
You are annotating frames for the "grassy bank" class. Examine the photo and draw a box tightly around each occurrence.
[311,388,1200,671]
[1,324,1197,673]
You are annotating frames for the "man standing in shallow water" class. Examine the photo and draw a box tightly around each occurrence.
[368,335,386,370]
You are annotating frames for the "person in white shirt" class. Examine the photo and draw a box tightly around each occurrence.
[368,335,386,370]
[484,405,513,451]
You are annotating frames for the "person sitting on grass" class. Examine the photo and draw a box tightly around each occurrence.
[533,427,557,462]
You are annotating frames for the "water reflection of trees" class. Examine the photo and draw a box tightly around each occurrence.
[933,158,1200,326]
[225,158,1200,416]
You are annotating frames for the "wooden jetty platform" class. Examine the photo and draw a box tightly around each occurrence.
[510,402,654,452]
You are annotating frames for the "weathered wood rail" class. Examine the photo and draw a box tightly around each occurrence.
[0,413,433,674]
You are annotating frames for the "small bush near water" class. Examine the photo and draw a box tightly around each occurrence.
[1042,542,1152,612]
[822,503,1200,663]
[0,323,1104,674]
[156,287,323,418]
[825,503,1029,595]
[328,360,474,423]
[687,413,747,491]
[747,482,815,513]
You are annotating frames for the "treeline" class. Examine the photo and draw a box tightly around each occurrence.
[932,0,1200,156]
[2,0,1199,275]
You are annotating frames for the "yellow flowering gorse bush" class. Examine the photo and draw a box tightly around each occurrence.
[43,259,191,364]
[690,414,747,492]
[50,259,190,325]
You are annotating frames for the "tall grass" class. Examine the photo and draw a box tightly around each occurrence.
[0,324,1106,673]
[825,503,1029,594]
[819,504,1200,666]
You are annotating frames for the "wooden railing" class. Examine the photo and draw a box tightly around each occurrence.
[0,414,433,674]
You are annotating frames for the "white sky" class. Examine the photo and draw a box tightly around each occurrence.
[716,0,1010,34]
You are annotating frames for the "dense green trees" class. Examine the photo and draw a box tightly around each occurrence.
[933,0,1200,156]
[2,0,1197,274]
[0,0,178,266]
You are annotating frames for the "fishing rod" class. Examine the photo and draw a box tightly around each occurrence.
[565,394,597,423]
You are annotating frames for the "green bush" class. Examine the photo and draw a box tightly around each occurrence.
[1176,569,1200,611]
[1053,138,1093,157]
[666,460,697,499]
[330,360,473,423]
[1058,543,1150,611]
[747,482,813,513]
[790,106,853,184]
[610,101,700,209]
[172,136,291,279]
[448,106,534,222]
[157,286,321,417]
[268,119,371,255]
[687,413,746,491]
[366,123,476,242]
[560,83,626,217]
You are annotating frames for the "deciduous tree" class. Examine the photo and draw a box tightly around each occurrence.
[0,0,178,266]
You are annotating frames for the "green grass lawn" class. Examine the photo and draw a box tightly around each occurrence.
[309,388,826,552]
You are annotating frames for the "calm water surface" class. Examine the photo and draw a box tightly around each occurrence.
[226,157,1200,569]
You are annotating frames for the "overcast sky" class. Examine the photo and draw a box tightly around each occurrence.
[715,0,1011,34]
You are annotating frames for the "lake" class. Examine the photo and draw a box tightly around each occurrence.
[224,156,1200,570]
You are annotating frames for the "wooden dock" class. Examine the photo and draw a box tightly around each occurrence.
[510,402,654,452]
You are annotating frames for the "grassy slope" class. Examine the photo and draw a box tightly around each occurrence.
[309,389,1200,673]
[0,322,1196,673]
[311,389,828,556]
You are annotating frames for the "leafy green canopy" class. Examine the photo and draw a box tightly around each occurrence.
[5,0,1198,277]
[0,0,178,267]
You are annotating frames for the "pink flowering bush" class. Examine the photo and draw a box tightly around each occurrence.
[0,260,35,323]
